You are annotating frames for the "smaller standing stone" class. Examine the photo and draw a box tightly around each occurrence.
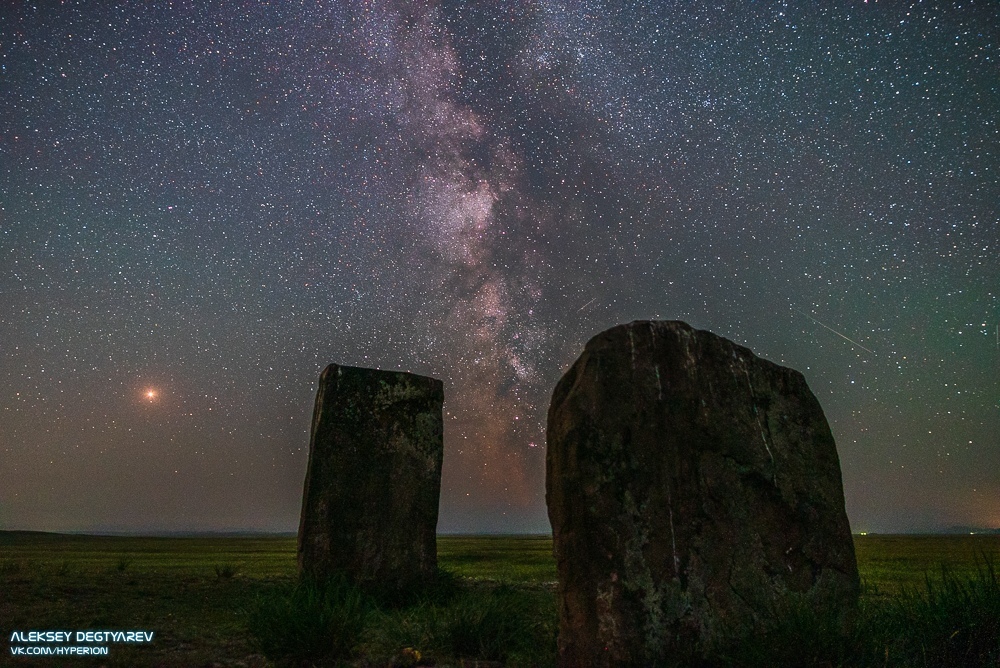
[298,364,444,593]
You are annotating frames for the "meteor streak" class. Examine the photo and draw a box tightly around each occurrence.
[793,307,876,356]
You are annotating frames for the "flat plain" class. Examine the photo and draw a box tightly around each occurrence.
[853,533,1000,596]
[2,532,998,666]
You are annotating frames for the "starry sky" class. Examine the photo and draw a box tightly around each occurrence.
[1,1,997,535]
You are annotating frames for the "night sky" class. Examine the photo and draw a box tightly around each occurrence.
[2,1,997,535]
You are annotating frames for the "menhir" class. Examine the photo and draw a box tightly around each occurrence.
[298,364,443,593]
[546,321,859,666]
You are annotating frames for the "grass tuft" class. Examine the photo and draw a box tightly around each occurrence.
[246,575,371,665]
[214,563,238,580]
[1,559,23,576]
[718,557,1000,667]
[859,557,1000,668]
[369,581,556,667]
[249,572,556,667]
[438,584,553,662]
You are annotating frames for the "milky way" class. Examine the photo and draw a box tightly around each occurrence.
[1,2,997,533]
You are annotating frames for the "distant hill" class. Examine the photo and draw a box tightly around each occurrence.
[0,529,98,546]
[81,530,299,537]
[0,529,296,541]
[938,526,1000,535]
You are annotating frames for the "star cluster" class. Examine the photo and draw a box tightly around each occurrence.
[1,1,996,533]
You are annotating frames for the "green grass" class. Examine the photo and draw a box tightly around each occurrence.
[854,533,1000,596]
[0,531,296,667]
[856,557,1000,667]
[247,575,372,665]
[1,532,999,666]
[437,534,556,584]
[357,579,556,666]
[0,530,298,578]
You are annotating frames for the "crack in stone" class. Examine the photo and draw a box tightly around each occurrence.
[740,360,776,484]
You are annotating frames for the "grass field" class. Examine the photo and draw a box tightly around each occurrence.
[854,533,1000,596]
[2,532,999,666]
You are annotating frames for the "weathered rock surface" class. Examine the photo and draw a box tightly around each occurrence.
[546,321,859,666]
[298,364,443,592]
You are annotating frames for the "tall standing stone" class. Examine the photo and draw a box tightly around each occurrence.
[546,321,859,666]
[298,364,443,592]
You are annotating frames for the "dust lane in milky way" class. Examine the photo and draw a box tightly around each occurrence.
[1,1,997,533]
